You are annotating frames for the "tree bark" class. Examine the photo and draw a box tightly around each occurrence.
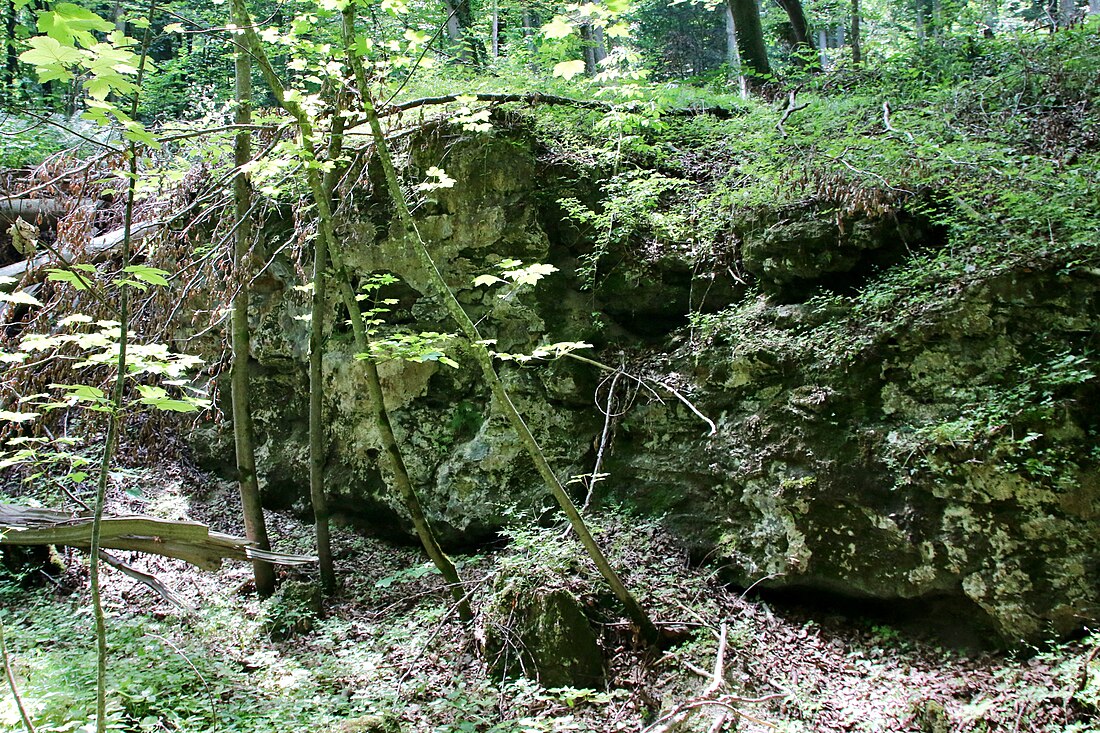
[775,0,819,70]
[726,0,770,86]
[1057,0,1078,24]
[308,111,345,595]
[4,0,16,103]
[851,0,861,64]
[443,0,485,67]
[231,0,275,599]
[724,4,749,98]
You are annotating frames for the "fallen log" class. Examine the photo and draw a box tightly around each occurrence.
[0,198,94,223]
[0,220,160,293]
[0,503,316,571]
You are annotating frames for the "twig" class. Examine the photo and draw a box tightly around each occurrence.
[565,353,716,435]
[98,550,195,613]
[0,615,38,733]
[583,369,623,510]
[776,87,809,138]
[143,632,217,728]
[882,100,915,142]
[1076,643,1100,697]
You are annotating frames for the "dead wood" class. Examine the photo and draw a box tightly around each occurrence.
[0,220,160,293]
[0,503,316,571]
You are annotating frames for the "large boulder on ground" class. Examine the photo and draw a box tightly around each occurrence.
[484,586,605,689]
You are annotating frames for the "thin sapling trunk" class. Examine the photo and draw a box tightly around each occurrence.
[232,0,471,623]
[231,7,276,597]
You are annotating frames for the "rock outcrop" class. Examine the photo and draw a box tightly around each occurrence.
[191,127,1100,645]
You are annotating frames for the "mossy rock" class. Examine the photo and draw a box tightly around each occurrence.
[484,587,604,689]
[262,580,322,640]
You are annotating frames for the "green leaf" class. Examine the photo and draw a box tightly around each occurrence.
[19,36,81,82]
[37,3,113,47]
[542,17,574,40]
[604,22,631,38]
[123,265,170,287]
[473,274,503,287]
[46,268,91,290]
[553,59,587,81]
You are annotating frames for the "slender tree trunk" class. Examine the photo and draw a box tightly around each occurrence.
[307,111,345,595]
[4,0,16,104]
[916,0,927,45]
[491,0,499,58]
[231,0,473,624]
[1057,0,1077,24]
[1090,0,1099,15]
[726,0,770,87]
[724,4,748,98]
[851,0,861,64]
[89,13,156,732]
[231,0,275,599]
[775,0,819,70]
[817,28,829,67]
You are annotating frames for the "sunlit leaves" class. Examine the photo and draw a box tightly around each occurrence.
[488,341,594,364]
[19,36,82,82]
[553,60,587,80]
[0,410,40,423]
[37,3,113,48]
[0,290,42,306]
[46,264,97,290]
[473,260,560,293]
[356,332,459,369]
[417,166,456,191]
[134,385,209,413]
[542,17,575,40]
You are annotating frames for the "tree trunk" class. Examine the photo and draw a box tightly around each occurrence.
[491,0,499,58]
[726,0,770,87]
[1090,0,1099,15]
[4,0,16,103]
[581,24,597,75]
[851,0,861,64]
[775,0,819,70]
[817,28,829,67]
[443,0,485,67]
[230,0,473,624]
[231,0,275,599]
[724,4,749,98]
[1057,0,1077,24]
[306,111,344,596]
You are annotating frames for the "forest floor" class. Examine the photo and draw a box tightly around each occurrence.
[3,459,1100,733]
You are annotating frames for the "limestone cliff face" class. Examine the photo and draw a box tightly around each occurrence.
[192,128,1100,644]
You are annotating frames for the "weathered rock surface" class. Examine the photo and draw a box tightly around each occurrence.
[484,586,604,688]
[191,128,1100,644]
